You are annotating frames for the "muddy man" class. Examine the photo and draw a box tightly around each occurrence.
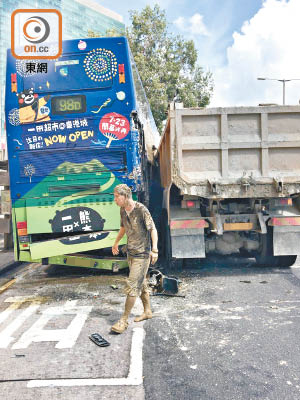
[111,184,158,333]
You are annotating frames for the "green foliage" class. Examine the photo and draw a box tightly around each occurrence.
[105,27,125,37]
[87,29,100,38]
[126,4,214,132]
[87,28,124,38]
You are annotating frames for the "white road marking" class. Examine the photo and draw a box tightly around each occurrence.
[0,297,42,348]
[27,327,145,387]
[13,300,92,349]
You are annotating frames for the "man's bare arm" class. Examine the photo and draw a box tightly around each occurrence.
[151,228,158,251]
[150,228,158,264]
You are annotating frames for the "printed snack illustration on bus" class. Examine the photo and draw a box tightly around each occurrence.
[17,88,50,124]
[5,36,160,270]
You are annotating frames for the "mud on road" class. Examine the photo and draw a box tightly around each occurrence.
[1,257,300,400]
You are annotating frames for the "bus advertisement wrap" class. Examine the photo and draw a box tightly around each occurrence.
[5,37,159,269]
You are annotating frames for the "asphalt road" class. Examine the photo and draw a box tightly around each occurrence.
[1,257,300,400]
[145,258,300,400]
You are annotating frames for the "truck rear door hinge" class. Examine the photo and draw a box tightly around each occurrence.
[239,172,256,192]
[273,178,283,193]
[208,180,218,194]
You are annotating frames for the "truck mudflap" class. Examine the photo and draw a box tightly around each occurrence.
[170,218,209,258]
[268,217,300,256]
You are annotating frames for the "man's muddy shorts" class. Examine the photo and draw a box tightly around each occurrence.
[125,255,150,297]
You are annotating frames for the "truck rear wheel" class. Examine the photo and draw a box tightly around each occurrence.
[276,255,297,268]
[255,227,296,268]
[255,228,276,267]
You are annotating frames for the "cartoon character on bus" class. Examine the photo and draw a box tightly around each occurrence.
[17,88,50,124]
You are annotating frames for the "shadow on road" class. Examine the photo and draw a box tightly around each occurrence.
[159,255,296,279]
[41,254,298,282]
[45,263,128,279]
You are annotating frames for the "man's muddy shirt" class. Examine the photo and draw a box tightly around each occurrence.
[120,202,155,258]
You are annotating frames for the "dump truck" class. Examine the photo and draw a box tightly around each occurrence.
[158,103,300,268]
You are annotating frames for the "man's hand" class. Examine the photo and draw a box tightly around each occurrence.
[112,244,119,255]
[150,250,158,265]
[112,227,125,256]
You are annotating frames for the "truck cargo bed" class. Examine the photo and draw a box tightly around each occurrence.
[159,105,300,198]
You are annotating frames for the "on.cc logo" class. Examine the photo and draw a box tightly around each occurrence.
[23,16,50,44]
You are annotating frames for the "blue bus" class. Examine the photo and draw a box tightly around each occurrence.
[5,37,159,270]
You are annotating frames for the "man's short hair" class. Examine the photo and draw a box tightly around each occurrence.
[114,184,132,199]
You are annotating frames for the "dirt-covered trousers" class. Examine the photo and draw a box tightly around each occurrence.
[125,255,150,297]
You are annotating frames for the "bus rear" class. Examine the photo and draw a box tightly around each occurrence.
[5,37,157,270]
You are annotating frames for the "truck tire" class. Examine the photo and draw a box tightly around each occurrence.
[255,227,296,268]
[255,228,276,267]
[276,255,297,268]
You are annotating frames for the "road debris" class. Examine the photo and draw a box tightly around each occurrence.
[148,269,181,294]
[89,333,110,347]
[152,293,185,298]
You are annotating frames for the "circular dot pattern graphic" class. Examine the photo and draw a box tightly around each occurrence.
[83,48,117,82]
[16,60,36,77]
[8,108,20,126]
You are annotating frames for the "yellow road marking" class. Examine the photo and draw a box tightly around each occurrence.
[0,279,17,294]
[0,263,42,295]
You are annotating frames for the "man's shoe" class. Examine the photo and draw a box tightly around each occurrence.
[134,311,153,322]
[111,318,129,334]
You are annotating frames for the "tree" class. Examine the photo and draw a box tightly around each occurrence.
[126,4,214,132]
[87,29,101,38]
[87,27,124,38]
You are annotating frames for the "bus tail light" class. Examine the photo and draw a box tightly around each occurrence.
[119,64,125,83]
[11,73,17,93]
[18,228,28,236]
[17,221,27,229]
[17,221,28,237]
